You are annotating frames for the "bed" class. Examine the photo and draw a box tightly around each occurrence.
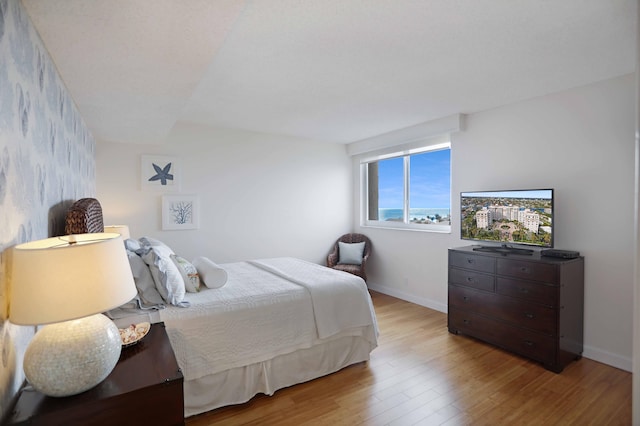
[65,198,379,418]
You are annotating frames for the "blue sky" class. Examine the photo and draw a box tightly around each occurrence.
[378,149,451,209]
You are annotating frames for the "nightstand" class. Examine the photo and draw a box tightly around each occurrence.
[5,322,184,426]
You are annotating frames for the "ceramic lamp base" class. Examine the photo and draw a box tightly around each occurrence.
[24,313,122,397]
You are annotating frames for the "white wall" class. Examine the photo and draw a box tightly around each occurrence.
[97,75,636,371]
[356,74,636,371]
[97,124,352,265]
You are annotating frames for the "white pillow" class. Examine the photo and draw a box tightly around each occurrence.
[126,250,165,308]
[124,238,141,252]
[192,257,228,289]
[338,241,365,265]
[171,255,201,293]
[138,237,186,305]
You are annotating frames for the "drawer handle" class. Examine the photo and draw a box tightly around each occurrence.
[520,267,530,274]
[518,287,529,294]
[466,277,475,282]
[524,340,534,347]
[524,313,535,319]
[463,296,470,302]
[466,258,475,264]
[463,319,470,325]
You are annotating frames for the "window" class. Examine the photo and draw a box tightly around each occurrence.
[363,143,451,231]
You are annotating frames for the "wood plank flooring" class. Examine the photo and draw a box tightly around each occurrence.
[185,291,631,425]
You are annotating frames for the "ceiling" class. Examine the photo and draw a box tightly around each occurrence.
[22,0,636,145]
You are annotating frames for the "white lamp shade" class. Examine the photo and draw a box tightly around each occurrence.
[103,225,131,240]
[9,233,137,325]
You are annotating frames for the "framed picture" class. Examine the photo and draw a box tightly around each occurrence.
[162,195,199,230]
[141,155,180,191]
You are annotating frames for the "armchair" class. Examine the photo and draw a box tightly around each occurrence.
[327,233,372,282]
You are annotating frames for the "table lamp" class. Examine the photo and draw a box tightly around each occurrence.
[9,233,137,397]
[103,225,131,240]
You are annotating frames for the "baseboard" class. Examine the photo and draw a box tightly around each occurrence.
[367,283,447,313]
[367,283,632,373]
[582,345,632,372]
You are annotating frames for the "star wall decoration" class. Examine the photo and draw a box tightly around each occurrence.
[148,162,174,185]
[141,155,181,191]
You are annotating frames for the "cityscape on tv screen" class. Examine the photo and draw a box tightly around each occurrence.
[460,189,553,247]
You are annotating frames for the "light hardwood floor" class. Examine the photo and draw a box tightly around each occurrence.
[186,291,631,425]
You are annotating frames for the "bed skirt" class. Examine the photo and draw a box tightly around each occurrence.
[184,333,375,417]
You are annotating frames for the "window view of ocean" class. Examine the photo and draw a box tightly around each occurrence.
[368,147,451,228]
[379,208,451,223]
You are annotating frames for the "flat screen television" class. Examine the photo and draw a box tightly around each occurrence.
[460,189,554,253]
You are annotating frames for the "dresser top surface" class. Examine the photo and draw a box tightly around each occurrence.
[450,245,583,264]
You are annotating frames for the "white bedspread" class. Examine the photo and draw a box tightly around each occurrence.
[250,257,378,339]
[159,258,377,382]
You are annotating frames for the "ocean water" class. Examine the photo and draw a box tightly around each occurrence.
[379,208,451,221]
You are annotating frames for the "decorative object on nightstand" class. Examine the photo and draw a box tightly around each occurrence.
[64,197,105,234]
[103,225,131,240]
[9,233,137,397]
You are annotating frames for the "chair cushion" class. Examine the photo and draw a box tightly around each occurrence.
[338,241,365,265]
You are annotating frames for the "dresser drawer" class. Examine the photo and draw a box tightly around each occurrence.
[448,285,557,335]
[497,258,558,283]
[449,268,495,292]
[496,277,557,306]
[449,251,495,273]
[448,307,556,365]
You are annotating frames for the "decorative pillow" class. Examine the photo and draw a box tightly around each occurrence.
[141,237,172,251]
[338,241,365,265]
[138,237,186,305]
[124,238,141,252]
[171,255,201,293]
[126,250,165,308]
[192,256,228,289]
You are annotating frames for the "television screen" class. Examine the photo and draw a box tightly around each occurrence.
[460,189,554,248]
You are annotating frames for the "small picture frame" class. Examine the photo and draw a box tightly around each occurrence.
[162,195,199,230]
[141,155,180,191]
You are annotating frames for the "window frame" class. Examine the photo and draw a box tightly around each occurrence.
[360,141,451,233]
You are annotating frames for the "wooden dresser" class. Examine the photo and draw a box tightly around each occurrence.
[447,246,584,373]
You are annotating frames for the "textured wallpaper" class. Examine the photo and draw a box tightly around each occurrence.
[0,0,96,418]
